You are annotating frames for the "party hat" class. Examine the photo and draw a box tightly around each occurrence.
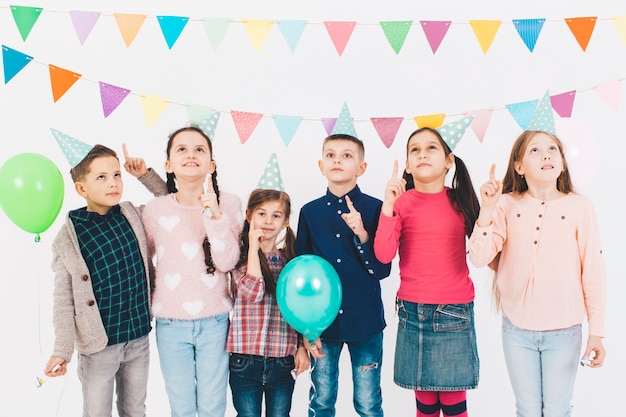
[50,128,94,167]
[436,115,474,151]
[197,110,220,140]
[257,153,285,191]
[331,102,357,137]
[526,90,556,134]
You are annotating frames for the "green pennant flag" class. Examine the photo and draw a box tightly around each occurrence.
[10,5,43,41]
[380,21,413,54]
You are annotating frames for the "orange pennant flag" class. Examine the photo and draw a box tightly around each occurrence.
[469,20,501,54]
[114,13,147,47]
[413,113,445,129]
[564,16,597,51]
[49,65,81,102]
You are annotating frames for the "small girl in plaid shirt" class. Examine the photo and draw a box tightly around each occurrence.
[226,188,310,417]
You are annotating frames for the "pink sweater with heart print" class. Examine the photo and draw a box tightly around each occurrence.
[142,192,243,320]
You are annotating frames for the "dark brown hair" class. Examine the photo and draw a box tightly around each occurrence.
[70,144,118,183]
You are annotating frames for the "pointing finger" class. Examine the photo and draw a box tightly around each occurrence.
[345,195,355,213]
[391,160,398,179]
[489,163,496,181]
[122,143,130,161]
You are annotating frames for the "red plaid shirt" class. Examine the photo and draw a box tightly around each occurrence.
[226,251,300,357]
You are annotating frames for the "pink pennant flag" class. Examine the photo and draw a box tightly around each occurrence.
[463,109,493,143]
[69,10,101,45]
[593,79,621,111]
[370,117,403,148]
[419,21,452,54]
[324,21,356,56]
[99,82,131,118]
[321,118,337,135]
[231,111,263,144]
[550,90,576,117]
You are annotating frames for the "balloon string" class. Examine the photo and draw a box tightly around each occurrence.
[308,361,317,417]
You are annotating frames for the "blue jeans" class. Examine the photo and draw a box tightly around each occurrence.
[229,353,296,417]
[502,315,581,417]
[77,335,149,417]
[156,314,230,417]
[308,332,383,417]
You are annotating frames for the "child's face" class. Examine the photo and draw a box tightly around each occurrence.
[318,139,366,186]
[515,132,564,186]
[165,130,214,179]
[405,130,454,186]
[248,199,288,243]
[74,155,123,214]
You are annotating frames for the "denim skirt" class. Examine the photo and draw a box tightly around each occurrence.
[394,299,479,391]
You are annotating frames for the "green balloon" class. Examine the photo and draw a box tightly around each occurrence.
[276,254,343,342]
[0,153,64,234]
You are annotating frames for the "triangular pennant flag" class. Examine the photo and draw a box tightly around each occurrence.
[157,15,190,49]
[611,16,626,46]
[413,113,446,129]
[242,19,275,52]
[99,82,131,118]
[197,111,220,140]
[593,79,621,111]
[273,115,303,147]
[469,20,502,54]
[49,65,81,102]
[550,90,576,118]
[379,21,413,54]
[321,118,337,135]
[436,116,474,151]
[331,102,357,137]
[419,21,452,54]
[565,16,597,51]
[324,21,356,56]
[463,109,493,143]
[505,99,539,129]
[276,20,307,52]
[114,13,147,47]
[2,45,33,84]
[10,5,43,41]
[140,95,170,127]
[257,153,285,191]
[527,91,555,134]
[50,128,94,168]
[202,18,231,51]
[513,18,546,52]
[231,111,263,144]
[69,10,101,45]
[186,104,217,124]
[370,117,403,148]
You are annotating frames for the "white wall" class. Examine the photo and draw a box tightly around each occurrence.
[1,1,624,416]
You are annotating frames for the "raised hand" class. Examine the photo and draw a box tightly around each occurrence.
[382,160,406,216]
[200,173,220,218]
[122,143,148,178]
[479,164,502,208]
[342,195,368,243]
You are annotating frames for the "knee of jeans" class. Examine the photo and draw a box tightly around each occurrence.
[358,362,379,372]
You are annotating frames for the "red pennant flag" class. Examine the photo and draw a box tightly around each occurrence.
[324,21,356,56]
[49,65,81,102]
[231,111,263,144]
[370,117,403,148]
[564,16,597,51]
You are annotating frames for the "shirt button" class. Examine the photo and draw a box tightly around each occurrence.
[88,300,95,306]
[336,259,341,263]
[538,214,543,218]
[365,260,369,265]
[338,199,343,203]
[482,232,487,236]
[561,216,565,219]
[339,309,344,314]
[336,234,341,238]
[82,275,89,281]
[533,240,538,244]
[337,210,342,215]
[536,227,540,230]
[368,269,374,274]
[327,202,331,206]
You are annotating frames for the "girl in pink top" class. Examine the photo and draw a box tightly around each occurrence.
[374,127,480,417]
[469,130,606,417]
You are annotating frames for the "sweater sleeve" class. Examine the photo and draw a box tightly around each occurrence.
[469,200,506,268]
[373,212,400,264]
[50,230,77,361]
[137,168,168,197]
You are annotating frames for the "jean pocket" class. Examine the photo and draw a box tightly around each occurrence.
[276,355,295,371]
[156,318,173,327]
[229,354,253,374]
[433,304,471,332]
[396,299,408,328]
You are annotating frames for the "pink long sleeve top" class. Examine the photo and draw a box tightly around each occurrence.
[374,188,475,304]
[142,192,243,320]
[469,192,606,336]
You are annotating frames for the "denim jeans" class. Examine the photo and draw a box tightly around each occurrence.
[77,335,149,417]
[229,353,296,417]
[308,332,383,417]
[501,314,581,417]
[156,314,230,417]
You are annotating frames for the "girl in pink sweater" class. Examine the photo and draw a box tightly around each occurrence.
[469,130,606,417]
[141,126,243,417]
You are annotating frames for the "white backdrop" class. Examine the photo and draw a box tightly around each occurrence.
[1,1,624,416]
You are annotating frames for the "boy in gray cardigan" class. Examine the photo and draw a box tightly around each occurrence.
[43,143,166,417]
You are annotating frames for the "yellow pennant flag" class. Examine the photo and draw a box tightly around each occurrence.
[114,13,147,47]
[242,19,275,52]
[141,95,170,127]
[413,113,446,129]
[469,20,502,54]
[611,16,626,46]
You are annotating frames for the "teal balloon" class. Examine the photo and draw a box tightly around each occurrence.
[0,153,64,234]
[276,254,342,342]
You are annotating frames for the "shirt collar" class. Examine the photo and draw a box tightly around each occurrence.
[323,184,362,205]
[70,204,121,223]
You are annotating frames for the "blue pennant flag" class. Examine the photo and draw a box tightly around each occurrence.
[2,45,33,84]
[506,99,540,129]
[157,16,190,49]
[513,18,546,52]
[273,115,303,147]
[276,20,307,52]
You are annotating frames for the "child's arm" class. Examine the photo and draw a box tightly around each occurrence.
[204,193,244,273]
[476,163,502,227]
[381,160,406,217]
[122,144,168,196]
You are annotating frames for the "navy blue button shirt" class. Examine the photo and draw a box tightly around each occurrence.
[296,185,391,342]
